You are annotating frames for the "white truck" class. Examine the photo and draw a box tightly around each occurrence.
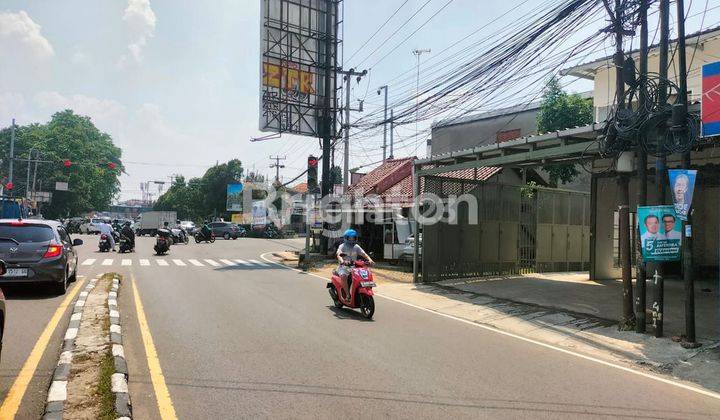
[135,211,177,236]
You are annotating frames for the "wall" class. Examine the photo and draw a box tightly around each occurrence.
[592,35,720,121]
[430,107,540,156]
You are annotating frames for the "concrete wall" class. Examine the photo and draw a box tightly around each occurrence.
[430,108,540,156]
[592,35,720,121]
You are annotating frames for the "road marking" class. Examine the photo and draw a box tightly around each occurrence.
[130,277,178,420]
[81,258,96,266]
[188,259,204,267]
[140,259,150,266]
[219,259,235,266]
[121,259,132,266]
[249,259,268,267]
[259,252,720,402]
[0,278,85,419]
[204,259,220,267]
[234,259,250,265]
[102,258,114,266]
[156,259,169,266]
[172,259,186,266]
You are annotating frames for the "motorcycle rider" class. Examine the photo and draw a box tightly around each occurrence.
[98,220,116,251]
[175,220,188,243]
[120,221,135,250]
[335,229,374,301]
[200,219,212,240]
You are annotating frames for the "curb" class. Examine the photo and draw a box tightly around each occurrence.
[42,277,99,420]
[109,275,132,419]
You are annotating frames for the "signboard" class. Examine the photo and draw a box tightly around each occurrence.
[637,206,682,262]
[702,61,720,137]
[30,191,52,203]
[252,200,267,227]
[226,183,244,211]
[259,0,337,136]
[231,213,251,224]
[55,182,69,191]
[668,169,697,221]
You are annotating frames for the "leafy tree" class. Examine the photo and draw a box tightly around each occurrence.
[0,110,123,218]
[154,176,204,221]
[536,77,593,185]
[330,166,342,185]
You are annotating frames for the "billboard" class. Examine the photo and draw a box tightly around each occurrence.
[226,183,244,211]
[702,61,720,137]
[259,0,337,137]
[637,206,682,262]
[252,200,267,227]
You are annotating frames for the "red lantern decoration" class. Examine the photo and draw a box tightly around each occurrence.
[6,182,13,190]
[63,159,71,168]
[107,162,117,170]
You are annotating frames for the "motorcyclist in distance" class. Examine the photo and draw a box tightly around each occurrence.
[120,221,135,250]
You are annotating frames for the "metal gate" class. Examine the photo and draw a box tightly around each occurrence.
[518,192,537,273]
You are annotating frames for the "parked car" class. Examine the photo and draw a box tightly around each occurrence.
[180,220,196,235]
[79,217,105,234]
[210,221,242,240]
[0,219,83,294]
[0,261,6,361]
[400,233,422,262]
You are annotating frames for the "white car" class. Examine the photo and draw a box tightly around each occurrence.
[180,220,196,234]
[401,233,422,261]
[80,218,105,234]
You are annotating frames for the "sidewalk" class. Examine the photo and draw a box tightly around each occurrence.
[273,252,720,393]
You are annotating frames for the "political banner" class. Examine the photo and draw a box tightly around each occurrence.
[668,169,697,221]
[226,183,244,211]
[252,200,267,227]
[637,206,681,262]
[702,61,720,137]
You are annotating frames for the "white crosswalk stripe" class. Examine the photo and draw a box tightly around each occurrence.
[249,259,269,267]
[219,259,235,266]
[188,259,204,267]
[156,259,169,266]
[139,259,150,266]
[204,259,220,267]
[234,259,250,266]
[172,259,186,266]
[81,258,96,266]
[102,259,114,266]
[77,257,271,269]
[121,259,132,266]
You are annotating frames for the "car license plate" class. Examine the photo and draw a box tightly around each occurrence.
[360,281,376,288]
[3,268,28,277]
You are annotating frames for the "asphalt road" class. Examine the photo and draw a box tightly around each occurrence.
[4,233,720,419]
[110,235,720,419]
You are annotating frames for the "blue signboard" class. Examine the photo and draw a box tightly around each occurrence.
[702,61,720,137]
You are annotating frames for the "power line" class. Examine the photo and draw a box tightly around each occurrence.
[344,0,411,65]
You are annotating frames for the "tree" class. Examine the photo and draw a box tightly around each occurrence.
[0,110,123,218]
[330,166,342,185]
[536,77,593,185]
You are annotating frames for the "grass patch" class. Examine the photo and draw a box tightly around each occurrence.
[96,350,117,420]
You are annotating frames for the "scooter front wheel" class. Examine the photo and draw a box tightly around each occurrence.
[360,295,374,319]
[329,287,342,308]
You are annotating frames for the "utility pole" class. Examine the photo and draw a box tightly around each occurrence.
[635,0,649,334]
[412,49,430,143]
[653,0,670,338]
[340,68,367,190]
[9,118,16,196]
[377,85,389,161]
[605,0,633,328]
[675,0,698,348]
[269,155,286,184]
[390,109,395,159]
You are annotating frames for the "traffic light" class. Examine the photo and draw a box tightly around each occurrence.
[307,155,318,193]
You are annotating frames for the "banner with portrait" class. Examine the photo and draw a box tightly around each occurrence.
[637,206,682,262]
[668,169,696,221]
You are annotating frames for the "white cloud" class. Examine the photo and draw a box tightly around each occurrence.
[120,0,156,64]
[34,91,127,135]
[0,10,54,61]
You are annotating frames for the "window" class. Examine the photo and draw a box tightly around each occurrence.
[496,129,521,143]
[57,227,71,244]
[0,224,55,243]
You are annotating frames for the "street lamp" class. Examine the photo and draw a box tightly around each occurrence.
[412,49,431,148]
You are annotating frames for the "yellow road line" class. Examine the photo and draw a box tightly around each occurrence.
[131,274,178,420]
[0,278,86,419]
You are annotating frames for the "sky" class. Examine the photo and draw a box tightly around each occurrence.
[1,0,718,202]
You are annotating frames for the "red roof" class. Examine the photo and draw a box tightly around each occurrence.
[348,157,415,196]
[290,182,308,194]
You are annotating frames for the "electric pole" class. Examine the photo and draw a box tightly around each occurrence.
[635,0,649,334]
[413,48,430,144]
[269,155,286,184]
[340,68,367,190]
[653,0,670,338]
[390,108,395,159]
[377,85,389,161]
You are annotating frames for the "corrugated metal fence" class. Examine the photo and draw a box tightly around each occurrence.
[421,179,590,282]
